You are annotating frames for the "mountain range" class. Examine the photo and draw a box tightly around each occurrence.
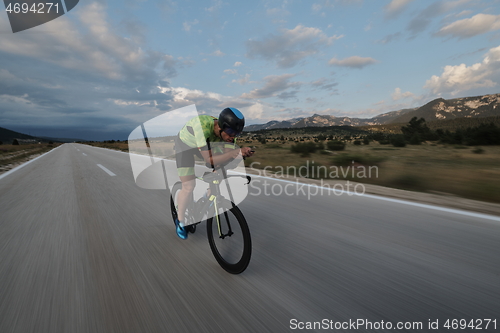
[245,93,500,131]
[0,127,86,144]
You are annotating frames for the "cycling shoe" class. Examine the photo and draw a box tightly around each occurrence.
[174,218,188,240]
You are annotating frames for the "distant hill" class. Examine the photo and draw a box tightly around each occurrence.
[358,116,500,134]
[389,94,500,123]
[245,93,500,131]
[0,127,40,144]
[0,127,87,144]
[36,136,88,143]
[244,110,417,131]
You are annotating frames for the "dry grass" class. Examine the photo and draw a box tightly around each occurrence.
[242,139,500,203]
[0,143,61,173]
[89,139,500,203]
[84,141,130,152]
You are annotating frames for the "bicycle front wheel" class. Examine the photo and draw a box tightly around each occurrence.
[207,204,251,274]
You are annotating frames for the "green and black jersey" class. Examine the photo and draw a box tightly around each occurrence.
[175,115,237,176]
[178,115,221,150]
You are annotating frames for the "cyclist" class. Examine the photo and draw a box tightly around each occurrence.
[174,107,254,239]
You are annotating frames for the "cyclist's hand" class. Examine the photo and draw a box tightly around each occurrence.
[241,147,254,158]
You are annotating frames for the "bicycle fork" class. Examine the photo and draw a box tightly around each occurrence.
[213,197,233,239]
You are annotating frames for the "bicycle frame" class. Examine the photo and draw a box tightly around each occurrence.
[170,166,253,274]
[194,167,250,239]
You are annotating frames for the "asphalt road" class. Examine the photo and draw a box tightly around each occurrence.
[0,144,498,333]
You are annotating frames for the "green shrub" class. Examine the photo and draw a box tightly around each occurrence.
[390,174,425,190]
[409,133,422,145]
[327,140,345,151]
[391,135,406,147]
[353,140,362,145]
[12,139,19,145]
[291,142,317,157]
[472,147,485,154]
[401,117,432,142]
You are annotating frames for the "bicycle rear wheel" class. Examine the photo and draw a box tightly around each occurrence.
[207,204,251,274]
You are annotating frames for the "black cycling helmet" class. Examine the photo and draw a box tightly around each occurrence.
[218,107,245,136]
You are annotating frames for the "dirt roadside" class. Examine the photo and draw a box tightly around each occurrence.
[2,149,499,217]
[0,151,50,175]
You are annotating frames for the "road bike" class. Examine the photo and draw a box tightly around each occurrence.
[170,167,252,274]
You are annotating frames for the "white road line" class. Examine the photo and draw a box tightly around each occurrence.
[0,145,62,181]
[97,164,116,176]
[231,171,500,223]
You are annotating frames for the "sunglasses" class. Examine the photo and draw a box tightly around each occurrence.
[223,127,242,137]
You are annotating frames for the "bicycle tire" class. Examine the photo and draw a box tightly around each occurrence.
[207,204,252,274]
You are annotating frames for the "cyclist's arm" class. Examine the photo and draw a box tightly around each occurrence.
[199,148,240,167]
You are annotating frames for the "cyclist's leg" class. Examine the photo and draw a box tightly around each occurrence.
[177,175,195,223]
[174,138,198,224]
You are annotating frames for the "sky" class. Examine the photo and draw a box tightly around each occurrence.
[0,0,500,141]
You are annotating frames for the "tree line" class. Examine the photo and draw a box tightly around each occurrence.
[384,117,500,146]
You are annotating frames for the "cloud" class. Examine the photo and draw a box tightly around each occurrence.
[241,74,300,99]
[384,0,414,19]
[183,19,199,32]
[424,45,500,95]
[266,7,290,17]
[276,90,299,100]
[406,0,471,36]
[156,86,266,121]
[245,102,266,119]
[0,2,191,139]
[211,50,225,57]
[205,0,223,12]
[246,25,343,68]
[234,62,242,67]
[392,88,416,101]
[311,0,335,14]
[377,32,401,44]
[156,0,177,13]
[436,14,500,39]
[120,17,148,45]
[0,3,179,82]
[232,73,251,85]
[312,4,322,12]
[311,78,338,94]
[328,56,378,69]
